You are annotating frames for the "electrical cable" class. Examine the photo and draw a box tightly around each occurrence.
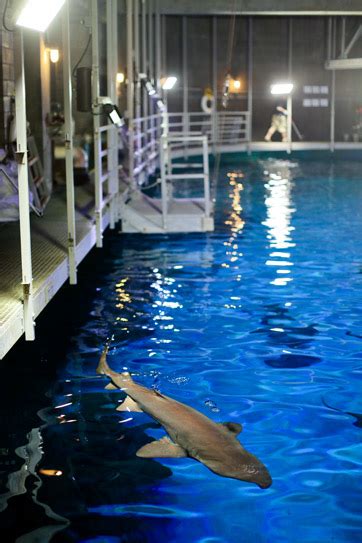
[212,0,238,196]
[72,32,92,78]
[2,0,14,32]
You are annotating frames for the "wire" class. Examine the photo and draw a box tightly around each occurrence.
[72,33,92,78]
[2,0,14,32]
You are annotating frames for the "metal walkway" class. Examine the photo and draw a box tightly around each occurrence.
[0,188,109,359]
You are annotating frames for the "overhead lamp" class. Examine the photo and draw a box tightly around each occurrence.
[270,83,294,95]
[15,0,66,32]
[49,48,60,63]
[161,76,177,90]
[116,72,125,84]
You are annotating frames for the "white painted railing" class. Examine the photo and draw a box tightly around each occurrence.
[159,133,211,230]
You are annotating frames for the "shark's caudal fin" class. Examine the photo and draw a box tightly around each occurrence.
[136,437,187,458]
[116,395,143,413]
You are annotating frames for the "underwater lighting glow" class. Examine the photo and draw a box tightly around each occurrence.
[16,0,66,32]
[161,76,177,90]
[270,83,294,95]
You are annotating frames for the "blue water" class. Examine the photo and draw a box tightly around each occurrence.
[1,156,362,542]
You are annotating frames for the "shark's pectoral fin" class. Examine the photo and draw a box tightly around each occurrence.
[116,396,143,413]
[220,422,243,435]
[105,383,118,390]
[136,437,187,458]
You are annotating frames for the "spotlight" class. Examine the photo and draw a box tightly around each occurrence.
[161,76,177,90]
[99,97,124,127]
[116,72,125,84]
[15,0,66,32]
[270,83,294,95]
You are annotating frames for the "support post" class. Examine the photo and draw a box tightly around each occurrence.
[287,18,293,154]
[155,0,161,94]
[92,0,103,246]
[127,0,135,187]
[107,0,118,229]
[15,29,35,340]
[148,0,156,172]
[212,16,217,152]
[39,37,52,191]
[62,0,77,284]
[203,136,210,218]
[247,17,253,154]
[330,17,336,152]
[182,16,189,153]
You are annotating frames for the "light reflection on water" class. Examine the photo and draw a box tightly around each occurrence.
[1,158,362,543]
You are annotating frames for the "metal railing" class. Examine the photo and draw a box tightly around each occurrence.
[159,133,211,230]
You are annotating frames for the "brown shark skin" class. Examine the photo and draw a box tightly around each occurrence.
[97,349,272,489]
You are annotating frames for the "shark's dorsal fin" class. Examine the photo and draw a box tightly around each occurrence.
[220,422,243,435]
[153,389,165,398]
[136,437,187,458]
[116,395,143,413]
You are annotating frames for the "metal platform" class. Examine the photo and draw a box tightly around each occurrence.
[121,191,214,233]
[0,188,109,359]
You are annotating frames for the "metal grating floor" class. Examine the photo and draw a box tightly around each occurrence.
[0,186,109,359]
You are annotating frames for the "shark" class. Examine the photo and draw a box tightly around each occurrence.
[97,348,272,489]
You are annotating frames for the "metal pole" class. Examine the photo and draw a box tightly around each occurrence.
[62,0,77,283]
[212,16,217,152]
[127,0,135,187]
[287,17,293,154]
[155,0,161,93]
[134,0,141,119]
[341,17,346,57]
[107,0,118,229]
[142,0,148,118]
[14,29,35,340]
[182,16,189,149]
[92,0,103,247]
[162,13,166,79]
[148,0,155,172]
[247,16,253,154]
[330,17,336,152]
[203,136,210,218]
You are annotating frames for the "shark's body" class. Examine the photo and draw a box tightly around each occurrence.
[97,349,272,489]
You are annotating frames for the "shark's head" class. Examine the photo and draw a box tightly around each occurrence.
[208,450,272,489]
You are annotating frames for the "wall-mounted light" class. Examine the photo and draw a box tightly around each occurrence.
[99,97,124,127]
[15,0,66,32]
[116,72,125,84]
[49,48,60,63]
[161,76,177,90]
[270,82,294,95]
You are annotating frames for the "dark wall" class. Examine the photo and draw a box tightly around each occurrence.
[165,14,362,142]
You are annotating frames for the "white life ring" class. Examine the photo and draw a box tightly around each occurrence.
[201,94,214,114]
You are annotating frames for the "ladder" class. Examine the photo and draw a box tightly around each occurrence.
[27,136,51,214]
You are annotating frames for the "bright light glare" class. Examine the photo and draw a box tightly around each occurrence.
[16,0,65,32]
[109,109,124,127]
[233,80,241,90]
[162,76,177,90]
[270,83,294,95]
[49,49,59,63]
[116,72,125,84]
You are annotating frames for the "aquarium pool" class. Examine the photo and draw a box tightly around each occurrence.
[1,156,362,542]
